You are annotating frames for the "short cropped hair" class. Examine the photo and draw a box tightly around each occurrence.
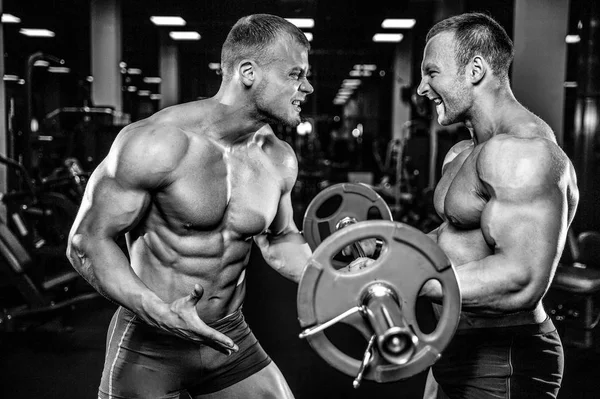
[220,14,310,80]
[426,12,514,81]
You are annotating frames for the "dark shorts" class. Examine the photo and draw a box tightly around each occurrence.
[98,307,271,399]
[432,318,563,399]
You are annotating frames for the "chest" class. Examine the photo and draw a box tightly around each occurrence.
[157,145,284,236]
[433,148,488,228]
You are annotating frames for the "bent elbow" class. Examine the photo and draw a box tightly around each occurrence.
[504,268,541,311]
[510,280,545,312]
[66,233,88,264]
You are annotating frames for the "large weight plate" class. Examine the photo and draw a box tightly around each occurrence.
[297,220,461,383]
[303,183,392,251]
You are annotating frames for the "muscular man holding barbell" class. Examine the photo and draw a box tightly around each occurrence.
[67,14,313,399]
[417,12,579,399]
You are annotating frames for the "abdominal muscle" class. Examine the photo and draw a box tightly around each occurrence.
[128,227,252,324]
[433,222,546,329]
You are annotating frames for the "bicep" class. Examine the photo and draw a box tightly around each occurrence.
[269,190,299,235]
[71,164,151,240]
[481,187,565,284]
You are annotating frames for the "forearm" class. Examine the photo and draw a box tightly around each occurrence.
[256,231,312,283]
[425,254,540,314]
[67,234,167,323]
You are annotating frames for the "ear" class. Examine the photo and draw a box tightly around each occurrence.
[238,60,257,88]
[468,56,486,84]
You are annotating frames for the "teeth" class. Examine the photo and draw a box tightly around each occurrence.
[433,98,442,105]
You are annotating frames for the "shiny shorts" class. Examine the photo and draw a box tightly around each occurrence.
[98,307,271,399]
[432,317,563,399]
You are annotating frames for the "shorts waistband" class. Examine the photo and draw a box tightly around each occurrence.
[454,316,556,336]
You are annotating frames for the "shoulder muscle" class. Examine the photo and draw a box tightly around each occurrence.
[107,123,189,189]
[477,135,564,199]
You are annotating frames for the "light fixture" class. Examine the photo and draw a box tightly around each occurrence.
[342,79,361,87]
[127,68,142,75]
[150,94,162,100]
[3,75,19,81]
[143,77,162,84]
[150,16,186,26]
[303,32,313,42]
[138,90,151,96]
[285,18,314,29]
[565,34,580,44]
[349,70,372,77]
[20,28,55,37]
[48,66,70,73]
[34,60,50,67]
[296,121,313,136]
[381,19,416,29]
[373,33,403,43]
[208,63,221,70]
[2,14,21,23]
[169,31,201,40]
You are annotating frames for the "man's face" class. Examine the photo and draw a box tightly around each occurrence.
[254,37,313,127]
[417,31,471,126]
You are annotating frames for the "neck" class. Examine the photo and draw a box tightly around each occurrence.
[208,84,269,144]
[464,82,521,144]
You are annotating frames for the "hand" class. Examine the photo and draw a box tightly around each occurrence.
[155,284,239,355]
[341,238,378,257]
[340,257,376,273]
[418,279,442,299]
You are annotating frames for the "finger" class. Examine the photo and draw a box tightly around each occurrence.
[342,245,351,256]
[188,284,205,304]
[201,328,239,355]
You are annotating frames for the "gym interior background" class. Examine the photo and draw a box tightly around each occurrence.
[0,0,599,398]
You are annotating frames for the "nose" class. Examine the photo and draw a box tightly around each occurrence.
[300,79,314,95]
[416,78,428,97]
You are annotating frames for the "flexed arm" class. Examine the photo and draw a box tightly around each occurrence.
[424,136,575,314]
[253,141,311,283]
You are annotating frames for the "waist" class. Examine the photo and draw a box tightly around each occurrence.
[457,303,548,330]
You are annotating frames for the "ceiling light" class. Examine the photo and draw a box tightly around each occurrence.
[47,66,70,73]
[127,68,142,75]
[169,31,201,40]
[138,90,151,96]
[565,34,580,44]
[342,79,361,87]
[208,63,221,70]
[285,18,314,29]
[126,86,137,92]
[303,32,313,42]
[3,75,19,81]
[150,94,162,100]
[20,28,55,37]
[373,33,403,43]
[150,16,186,26]
[34,60,50,67]
[2,14,21,23]
[143,77,162,84]
[381,19,416,29]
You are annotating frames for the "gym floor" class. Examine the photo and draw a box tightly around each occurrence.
[0,244,599,399]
